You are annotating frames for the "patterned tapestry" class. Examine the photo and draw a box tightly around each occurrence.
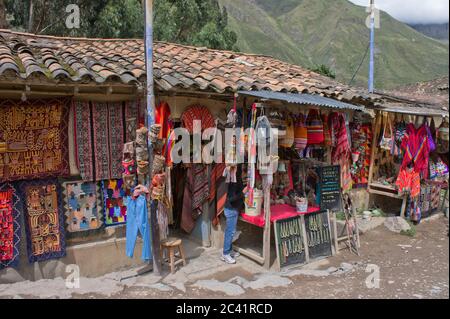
[92,102,111,181]
[108,102,125,179]
[0,98,70,182]
[125,99,141,143]
[0,183,21,270]
[102,179,127,226]
[74,101,94,181]
[19,179,66,263]
[91,102,124,181]
[62,181,103,233]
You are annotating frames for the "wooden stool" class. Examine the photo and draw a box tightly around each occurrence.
[160,237,187,274]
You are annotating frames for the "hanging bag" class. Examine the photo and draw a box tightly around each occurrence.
[280,113,295,148]
[306,109,324,145]
[379,115,394,151]
[322,112,332,146]
[294,113,308,151]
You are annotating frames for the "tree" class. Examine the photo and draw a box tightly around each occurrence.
[0,0,8,29]
[4,0,237,50]
[312,64,336,79]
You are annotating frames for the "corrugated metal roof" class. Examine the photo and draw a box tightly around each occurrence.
[238,90,365,111]
[372,104,448,117]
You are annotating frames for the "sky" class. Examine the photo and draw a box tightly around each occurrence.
[348,0,449,24]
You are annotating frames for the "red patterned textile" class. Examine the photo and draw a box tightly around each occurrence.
[181,105,215,134]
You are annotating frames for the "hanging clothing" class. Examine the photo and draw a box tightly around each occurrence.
[401,124,430,179]
[181,105,215,134]
[330,112,352,191]
[181,164,210,233]
[125,195,152,261]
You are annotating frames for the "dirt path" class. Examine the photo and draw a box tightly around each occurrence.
[99,216,449,299]
[2,216,448,300]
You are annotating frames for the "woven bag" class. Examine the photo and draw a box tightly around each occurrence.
[306,109,324,145]
[294,113,308,151]
[322,113,332,146]
[280,114,295,148]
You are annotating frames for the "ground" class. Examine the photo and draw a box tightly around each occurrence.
[0,215,448,299]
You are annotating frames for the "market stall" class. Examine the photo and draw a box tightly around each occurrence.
[367,105,449,222]
[231,91,366,270]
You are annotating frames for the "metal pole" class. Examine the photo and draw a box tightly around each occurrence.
[144,0,162,276]
[368,0,375,93]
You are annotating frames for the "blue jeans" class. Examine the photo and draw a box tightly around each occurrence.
[125,195,152,261]
[223,207,239,256]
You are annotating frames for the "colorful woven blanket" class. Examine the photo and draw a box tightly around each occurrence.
[0,98,70,182]
[0,183,21,269]
[19,179,66,263]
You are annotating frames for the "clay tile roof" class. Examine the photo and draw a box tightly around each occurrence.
[0,29,368,102]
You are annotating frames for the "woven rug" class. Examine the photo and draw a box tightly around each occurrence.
[74,101,94,181]
[102,179,127,226]
[0,98,70,182]
[92,103,111,181]
[62,181,103,233]
[0,183,21,269]
[108,103,125,179]
[18,179,66,263]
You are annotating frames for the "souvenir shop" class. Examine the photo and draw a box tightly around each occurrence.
[208,91,370,270]
[368,107,449,222]
[0,96,153,278]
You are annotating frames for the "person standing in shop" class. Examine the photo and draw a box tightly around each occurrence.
[221,165,244,264]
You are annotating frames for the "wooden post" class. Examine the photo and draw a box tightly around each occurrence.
[368,111,381,187]
[263,187,271,270]
[144,0,162,276]
[300,215,310,263]
[331,211,339,254]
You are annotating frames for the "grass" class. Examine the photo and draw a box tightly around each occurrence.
[400,220,417,237]
[220,0,449,89]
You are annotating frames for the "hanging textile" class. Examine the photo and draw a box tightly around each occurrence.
[294,113,308,152]
[306,109,324,145]
[181,164,210,233]
[350,122,372,186]
[19,179,66,263]
[155,102,172,140]
[75,101,126,181]
[330,112,352,191]
[125,195,152,261]
[102,179,127,226]
[92,102,111,181]
[74,101,94,181]
[401,123,430,179]
[0,183,21,270]
[108,102,125,179]
[0,98,70,182]
[181,105,215,134]
[125,99,141,143]
[62,181,103,233]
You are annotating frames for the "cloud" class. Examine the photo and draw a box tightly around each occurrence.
[349,0,449,24]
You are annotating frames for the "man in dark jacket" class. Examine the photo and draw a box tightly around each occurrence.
[221,165,244,264]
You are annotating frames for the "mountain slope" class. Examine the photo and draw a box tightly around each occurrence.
[220,0,449,89]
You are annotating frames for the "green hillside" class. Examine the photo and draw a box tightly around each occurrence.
[220,0,449,89]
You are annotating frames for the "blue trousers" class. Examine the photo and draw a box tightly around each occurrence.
[223,207,239,255]
[125,195,152,261]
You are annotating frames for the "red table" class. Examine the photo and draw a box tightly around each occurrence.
[241,204,320,228]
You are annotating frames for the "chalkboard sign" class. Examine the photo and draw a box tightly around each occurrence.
[318,165,341,211]
[304,210,333,260]
[274,216,307,268]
